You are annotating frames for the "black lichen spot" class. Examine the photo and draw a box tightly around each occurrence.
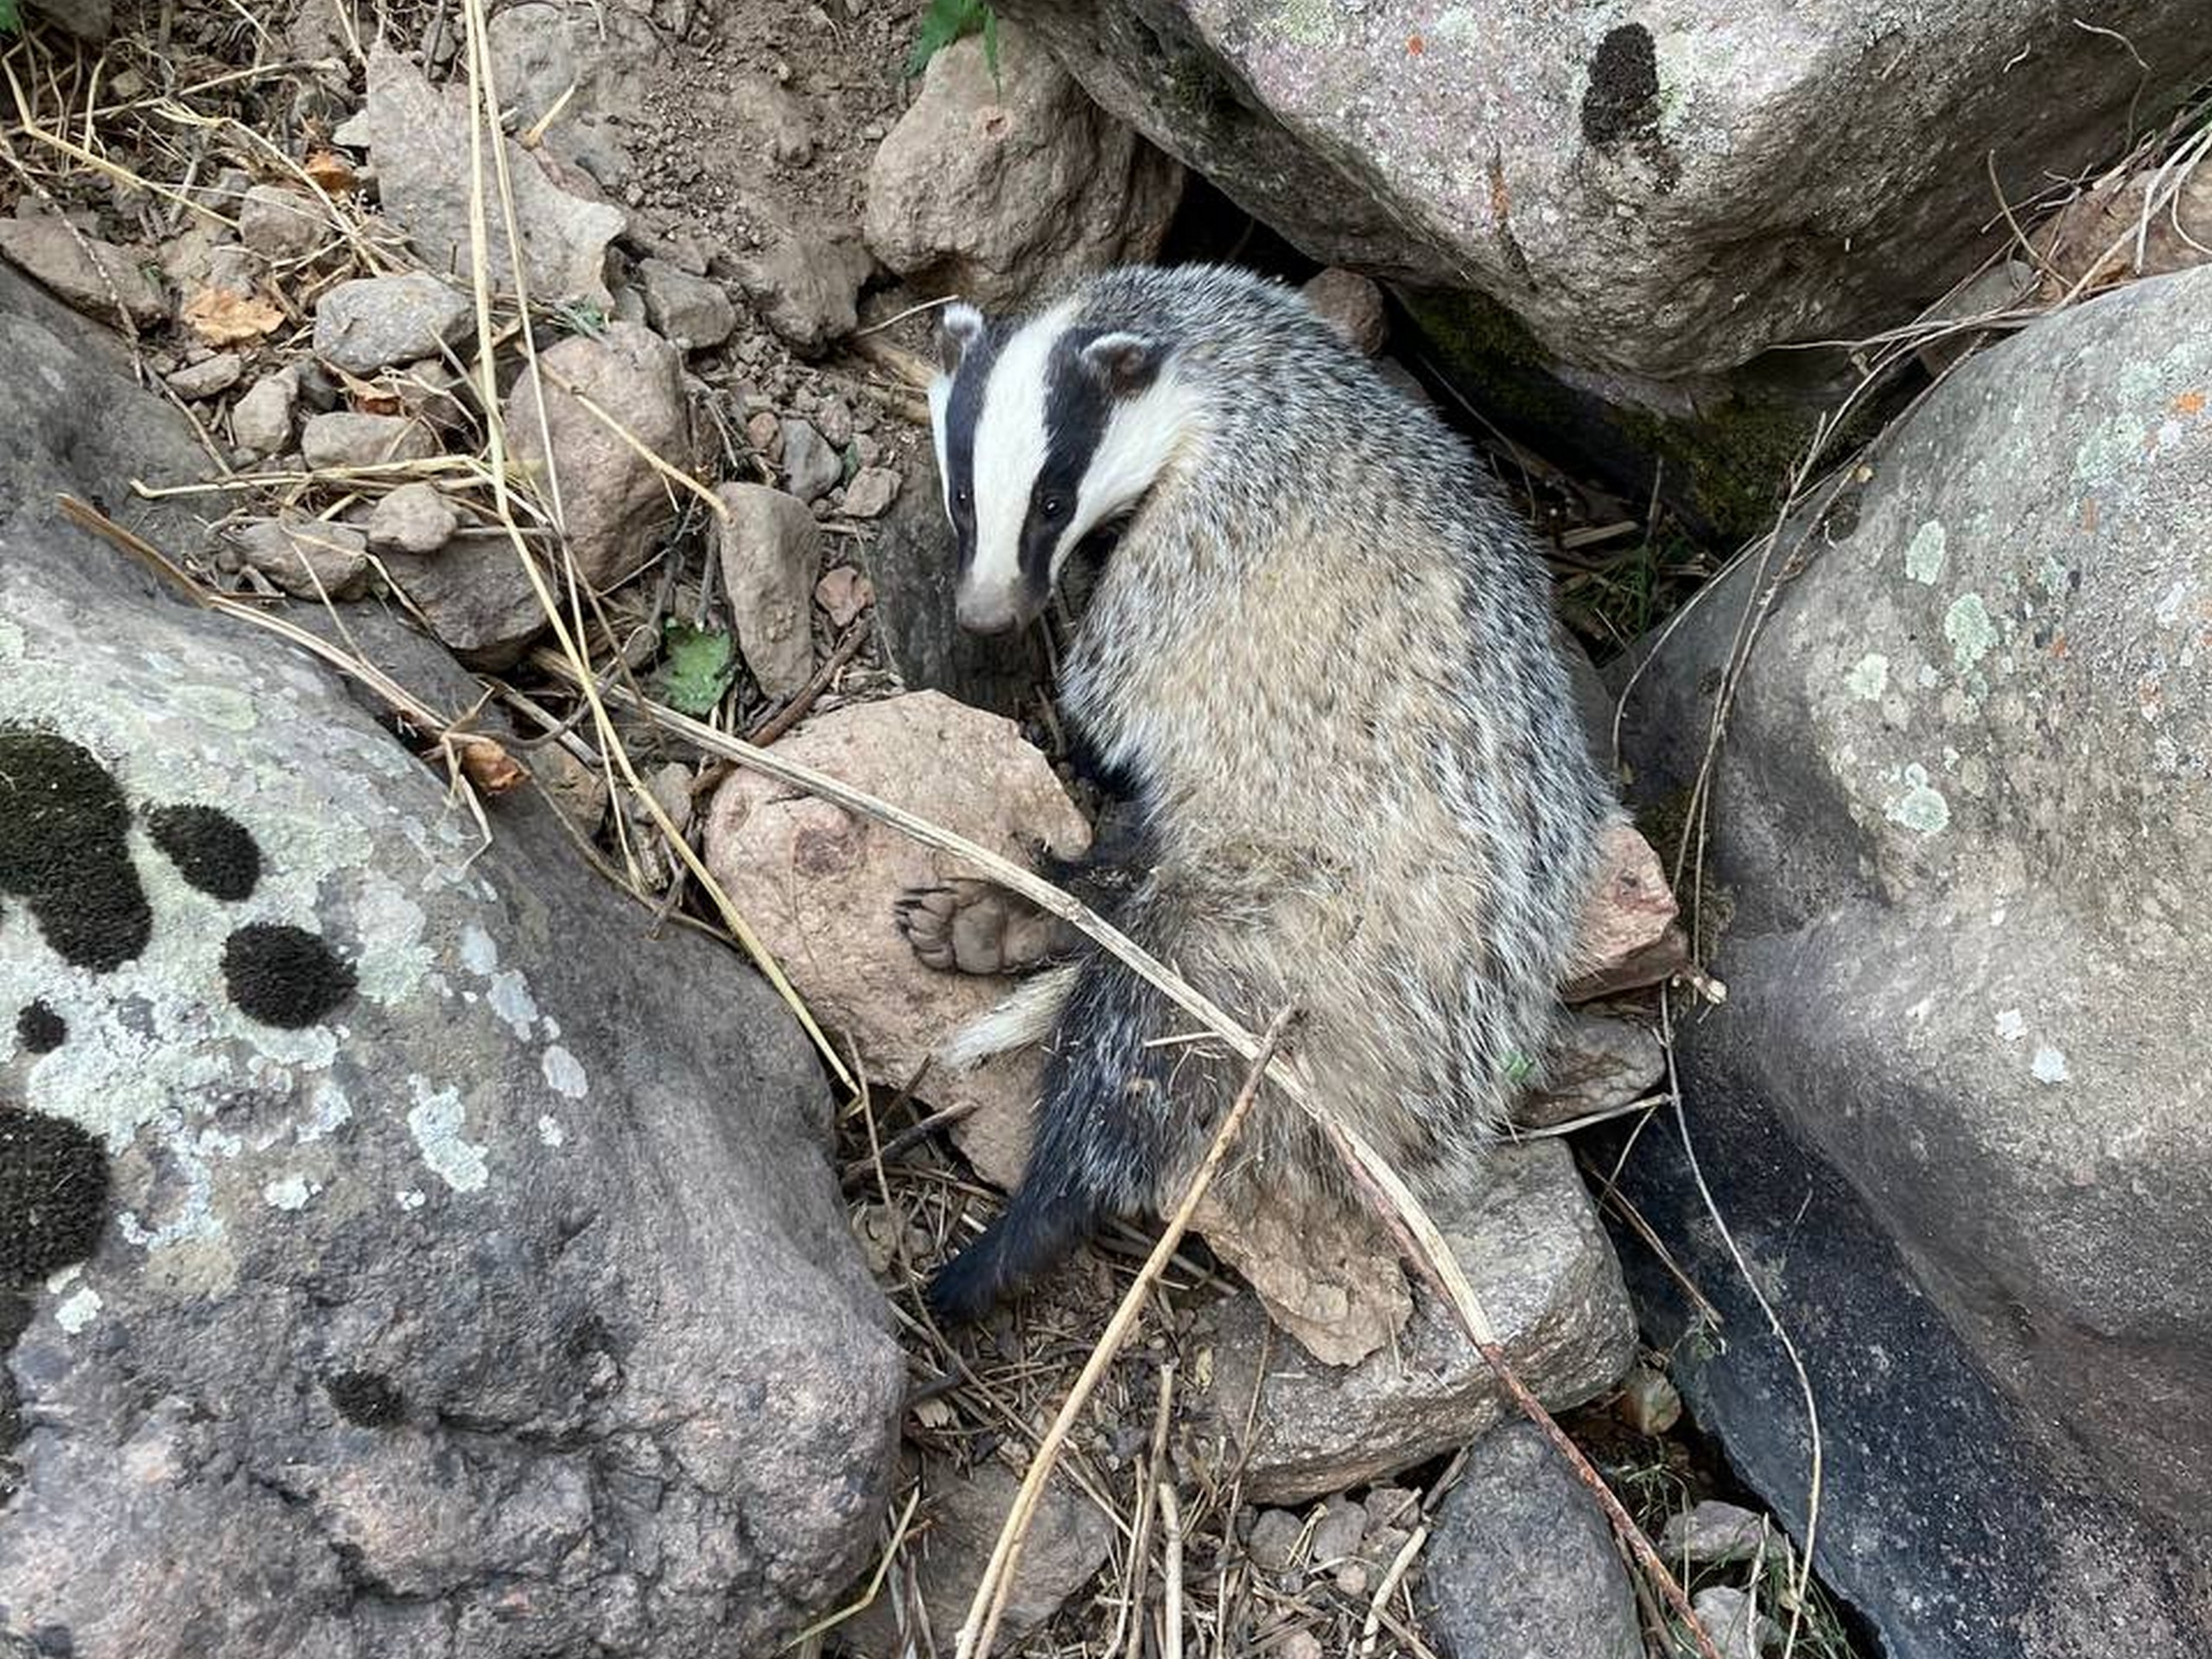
[147,804,262,902]
[327,1370,405,1427]
[16,1001,67,1056]
[0,731,151,973]
[0,1109,110,1287]
[221,923,356,1028]
[1580,23,1662,148]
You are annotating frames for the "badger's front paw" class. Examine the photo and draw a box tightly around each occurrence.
[894,879,1064,976]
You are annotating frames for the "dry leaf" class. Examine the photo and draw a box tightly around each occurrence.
[2038,164,2212,296]
[453,735,528,796]
[333,362,401,416]
[302,149,358,194]
[182,286,285,346]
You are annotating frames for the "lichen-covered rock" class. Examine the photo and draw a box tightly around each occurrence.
[313,273,474,375]
[715,483,819,700]
[863,22,1181,308]
[0,271,900,1657]
[1000,1,2209,379]
[1613,265,2212,1656]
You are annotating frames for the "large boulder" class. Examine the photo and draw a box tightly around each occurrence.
[865,22,1183,308]
[1611,266,2212,1655]
[0,269,901,1657]
[998,1,2207,380]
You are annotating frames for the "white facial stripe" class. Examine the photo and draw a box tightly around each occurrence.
[1064,370,1209,563]
[967,301,1077,608]
[926,374,954,519]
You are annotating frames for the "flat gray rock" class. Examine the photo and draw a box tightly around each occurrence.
[1612,265,2212,1656]
[314,273,474,375]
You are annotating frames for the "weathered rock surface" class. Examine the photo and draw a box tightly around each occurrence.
[637,257,735,350]
[505,323,688,588]
[838,1456,1112,1653]
[839,466,899,520]
[366,482,459,556]
[1193,1141,1635,1502]
[337,46,626,308]
[1421,1422,1642,1659]
[377,539,550,671]
[864,22,1181,308]
[0,269,901,1657]
[230,366,299,456]
[238,184,326,259]
[780,416,843,504]
[1517,1009,1663,1130]
[0,213,165,325]
[700,692,1090,1153]
[715,483,820,700]
[164,352,243,400]
[1611,266,2212,1656]
[1300,268,1387,357]
[300,410,439,470]
[1001,0,2211,378]
[314,272,474,375]
[734,226,874,357]
[228,515,372,601]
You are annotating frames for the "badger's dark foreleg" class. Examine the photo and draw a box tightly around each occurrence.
[925,936,1188,1324]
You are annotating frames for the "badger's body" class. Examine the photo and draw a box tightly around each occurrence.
[908,264,1615,1322]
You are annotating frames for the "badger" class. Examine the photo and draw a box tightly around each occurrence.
[896,264,1616,1325]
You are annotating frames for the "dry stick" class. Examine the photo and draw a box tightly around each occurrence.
[955,1007,1300,1659]
[1114,1360,1178,1659]
[549,669,1726,1656]
[451,0,846,1093]
[1358,1519,1431,1656]
[1157,1481,1185,1659]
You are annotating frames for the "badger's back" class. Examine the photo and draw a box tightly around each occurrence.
[1057,265,1613,1181]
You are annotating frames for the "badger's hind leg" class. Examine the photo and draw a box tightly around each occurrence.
[895,878,1073,976]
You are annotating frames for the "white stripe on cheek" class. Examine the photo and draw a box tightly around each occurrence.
[966,304,1074,605]
[927,376,953,520]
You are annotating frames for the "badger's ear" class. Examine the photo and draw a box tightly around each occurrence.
[938,302,987,374]
[1079,331,1163,398]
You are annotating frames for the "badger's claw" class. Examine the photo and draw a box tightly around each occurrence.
[895,878,1065,976]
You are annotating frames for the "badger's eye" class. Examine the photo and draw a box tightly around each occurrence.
[954,486,971,510]
[1041,495,1066,519]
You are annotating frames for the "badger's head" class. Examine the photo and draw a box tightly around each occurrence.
[927,298,1192,635]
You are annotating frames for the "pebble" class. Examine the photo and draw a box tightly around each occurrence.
[230,367,299,456]
[238,184,325,259]
[637,258,737,350]
[1659,1500,1767,1567]
[1278,1636,1325,1659]
[165,353,244,400]
[1310,1497,1367,1566]
[314,272,474,375]
[746,410,782,457]
[780,417,842,503]
[300,411,439,470]
[1245,1508,1304,1573]
[838,466,899,519]
[1691,1586,1784,1659]
[0,213,168,323]
[716,482,821,698]
[814,566,873,628]
[230,517,370,601]
[1618,1363,1683,1436]
[1300,267,1389,356]
[815,394,854,447]
[367,482,460,555]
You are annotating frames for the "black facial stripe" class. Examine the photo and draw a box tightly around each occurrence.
[1020,332,1117,593]
[941,327,1000,573]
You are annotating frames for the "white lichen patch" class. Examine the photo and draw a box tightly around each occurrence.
[542,1045,589,1100]
[1845,653,1890,701]
[537,1114,566,1148]
[488,970,539,1040]
[264,1173,319,1211]
[351,874,435,1005]
[2154,578,2191,628]
[460,923,499,976]
[406,1079,490,1192]
[55,1286,103,1334]
[397,1188,427,1211]
[2031,1045,2070,1084]
[1994,1007,2026,1042]
[1884,764,1951,835]
[1943,594,1998,671]
[1904,519,1948,584]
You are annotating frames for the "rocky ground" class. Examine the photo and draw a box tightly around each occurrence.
[2,1,2208,1656]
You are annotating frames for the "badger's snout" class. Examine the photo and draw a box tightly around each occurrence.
[956,584,1039,637]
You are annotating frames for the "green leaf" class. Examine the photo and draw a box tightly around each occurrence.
[0,1,19,35]
[660,620,737,717]
[906,0,993,78]
[982,6,1001,88]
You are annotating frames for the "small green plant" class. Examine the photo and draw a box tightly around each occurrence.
[0,0,21,34]
[907,0,999,80]
[659,620,737,717]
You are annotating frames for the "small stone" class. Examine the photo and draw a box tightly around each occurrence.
[779,418,841,503]
[839,466,899,520]
[815,395,853,447]
[813,566,873,628]
[746,410,782,455]
[238,184,326,259]
[637,257,736,349]
[1279,1635,1325,1659]
[1363,1485,1418,1532]
[1332,1560,1370,1597]
[854,432,882,467]
[1617,1363,1682,1436]
[230,516,371,601]
[0,213,167,324]
[533,740,610,830]
[1660,1500,1768,1567]
[1310,1497,1367,1566]
[1246,1508,1304,1573]
[205,244,259,298]
[1300,268,1389,355]
[314,273,475,375]
[164,353,244,400]
[1519,1011,1666,1129]
[367,482,460,554]
[300,411,439,470]
[716,483,821,699]
[734,224,873,356]
[378,541,547,669]
[230,368,299,456]
[293,360,343,414]
[1692,1586,1785,1659]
